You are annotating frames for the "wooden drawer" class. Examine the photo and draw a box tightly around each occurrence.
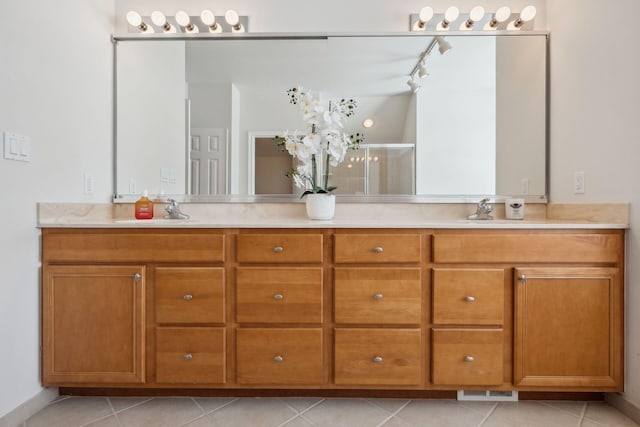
[237,234,323,264]
[334,328,422,385]
[236,268,323,324]
[156,327,226,384]
[42,229,225,263]
[156,267,225,324]
[433,231,623,264]
[236,328,323,384]
[432,269,504,325]
[334,234,421,264]
[432,328,503,386]
[334,268,422,325]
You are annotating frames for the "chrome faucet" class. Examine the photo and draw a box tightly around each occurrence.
[164,199,190,220]
[467,197,494,220]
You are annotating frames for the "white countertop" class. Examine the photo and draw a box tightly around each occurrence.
[37,202,630,230]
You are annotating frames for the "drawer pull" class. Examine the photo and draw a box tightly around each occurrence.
[273,246,284,253]
[464,296,475,302]
[273,294,284,301]
[134,273,141,282]
[183,294,193,301]
[519,274,526,282]
[183,353,193,361]
[464,356,475,362]
[373,356,384,363]
[373,293,384,301]
[274,355,284,362]
[373,246,384,253]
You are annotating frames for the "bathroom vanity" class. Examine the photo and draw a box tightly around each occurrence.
[39,205,626,396]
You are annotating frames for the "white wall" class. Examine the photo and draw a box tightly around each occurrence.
[547,0,640,408]
[0,0,114,418]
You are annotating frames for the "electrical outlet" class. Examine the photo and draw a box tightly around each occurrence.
[83,173,95,194]
[573,171,585,194]
[521,178,529,195]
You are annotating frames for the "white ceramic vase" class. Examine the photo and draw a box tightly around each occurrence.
[305,193,336,220]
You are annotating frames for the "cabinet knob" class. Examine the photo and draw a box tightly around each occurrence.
[133,273,141,282]
[373,246,384,253]
[183,353,193,361]
[518,274,526,282]
[464,296,475,302]
[373,293,384,301]
[373,356,384,363]
[464,356,475,362]
[273,246,284,253]
[274,355,284,362]
[273,294,284,301]
[183,294,193,301]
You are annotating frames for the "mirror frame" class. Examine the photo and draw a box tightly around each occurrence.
[112,31,549,204]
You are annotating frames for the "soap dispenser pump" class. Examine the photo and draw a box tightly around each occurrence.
[135,190,154,220]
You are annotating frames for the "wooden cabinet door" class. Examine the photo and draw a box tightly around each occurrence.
[42,265,145,385]
[514,267,623,390]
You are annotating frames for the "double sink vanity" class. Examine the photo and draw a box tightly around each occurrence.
[38,202,627,397]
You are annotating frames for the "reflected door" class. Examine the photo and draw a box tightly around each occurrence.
[190,128,228,195]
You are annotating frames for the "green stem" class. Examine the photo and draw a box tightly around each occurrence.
[324,153,330,190]
[311,154,317,190]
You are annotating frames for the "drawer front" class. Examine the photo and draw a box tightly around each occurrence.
[236,328,323,384]
[432,269,504,325]
[432,329,503,386]
[237,268,323,324]
[334,268,422,325]
[156,267,225,324]
[334,234,422,264]
[334,328,422,385]
[237,234,323,264]
[433,232,623,264]
[156,327,226,384]
[42,229,225,263]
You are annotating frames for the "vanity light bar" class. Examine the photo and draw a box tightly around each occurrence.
[126,10,249,34]
[410,5,536,31]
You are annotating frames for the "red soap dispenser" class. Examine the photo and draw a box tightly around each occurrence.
[134,190,154,220]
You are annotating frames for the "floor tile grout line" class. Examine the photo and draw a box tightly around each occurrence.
[300,413,317,426]
[111,397,154,414]
[75,397,118,427]
[105,397,123,427]
[538,400,587,421]
[375,399,413,427]
[477,402,499,426]
[276,413,303,427]
[203,397,239,415]
[189,397,209,417]
[295,398,326,416]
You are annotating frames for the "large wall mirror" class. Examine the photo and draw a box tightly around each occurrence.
[114,33,547,202]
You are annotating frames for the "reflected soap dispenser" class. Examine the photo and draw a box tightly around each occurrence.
[135,190,154,220]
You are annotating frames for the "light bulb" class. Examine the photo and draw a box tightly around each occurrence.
[469,5,485,23]
[126,11,142,27]
[200,10,215,26]
[225,9,240,26]
[444,6,459,23]
[363,118,374,128]
[414,6,434,30]
[495,6,512,23]
[151,11,167,27]
[515,5,537,27]
[176,10,199,33]
[175,11,190,27]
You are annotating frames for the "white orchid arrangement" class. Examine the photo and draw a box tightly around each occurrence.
[276,87,363,197]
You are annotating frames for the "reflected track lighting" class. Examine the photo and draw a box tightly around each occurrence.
[407,77,421,93]
[407,36,452,92]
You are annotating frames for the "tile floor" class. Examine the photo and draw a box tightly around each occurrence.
[20,396,639,427]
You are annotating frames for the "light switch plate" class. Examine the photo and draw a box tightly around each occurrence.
[3,131,31,162]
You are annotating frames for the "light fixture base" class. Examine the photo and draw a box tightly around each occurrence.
[128,15,249,34]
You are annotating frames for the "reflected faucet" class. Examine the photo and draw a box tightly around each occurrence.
[467,197,494,220]
[164,199,190,220]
